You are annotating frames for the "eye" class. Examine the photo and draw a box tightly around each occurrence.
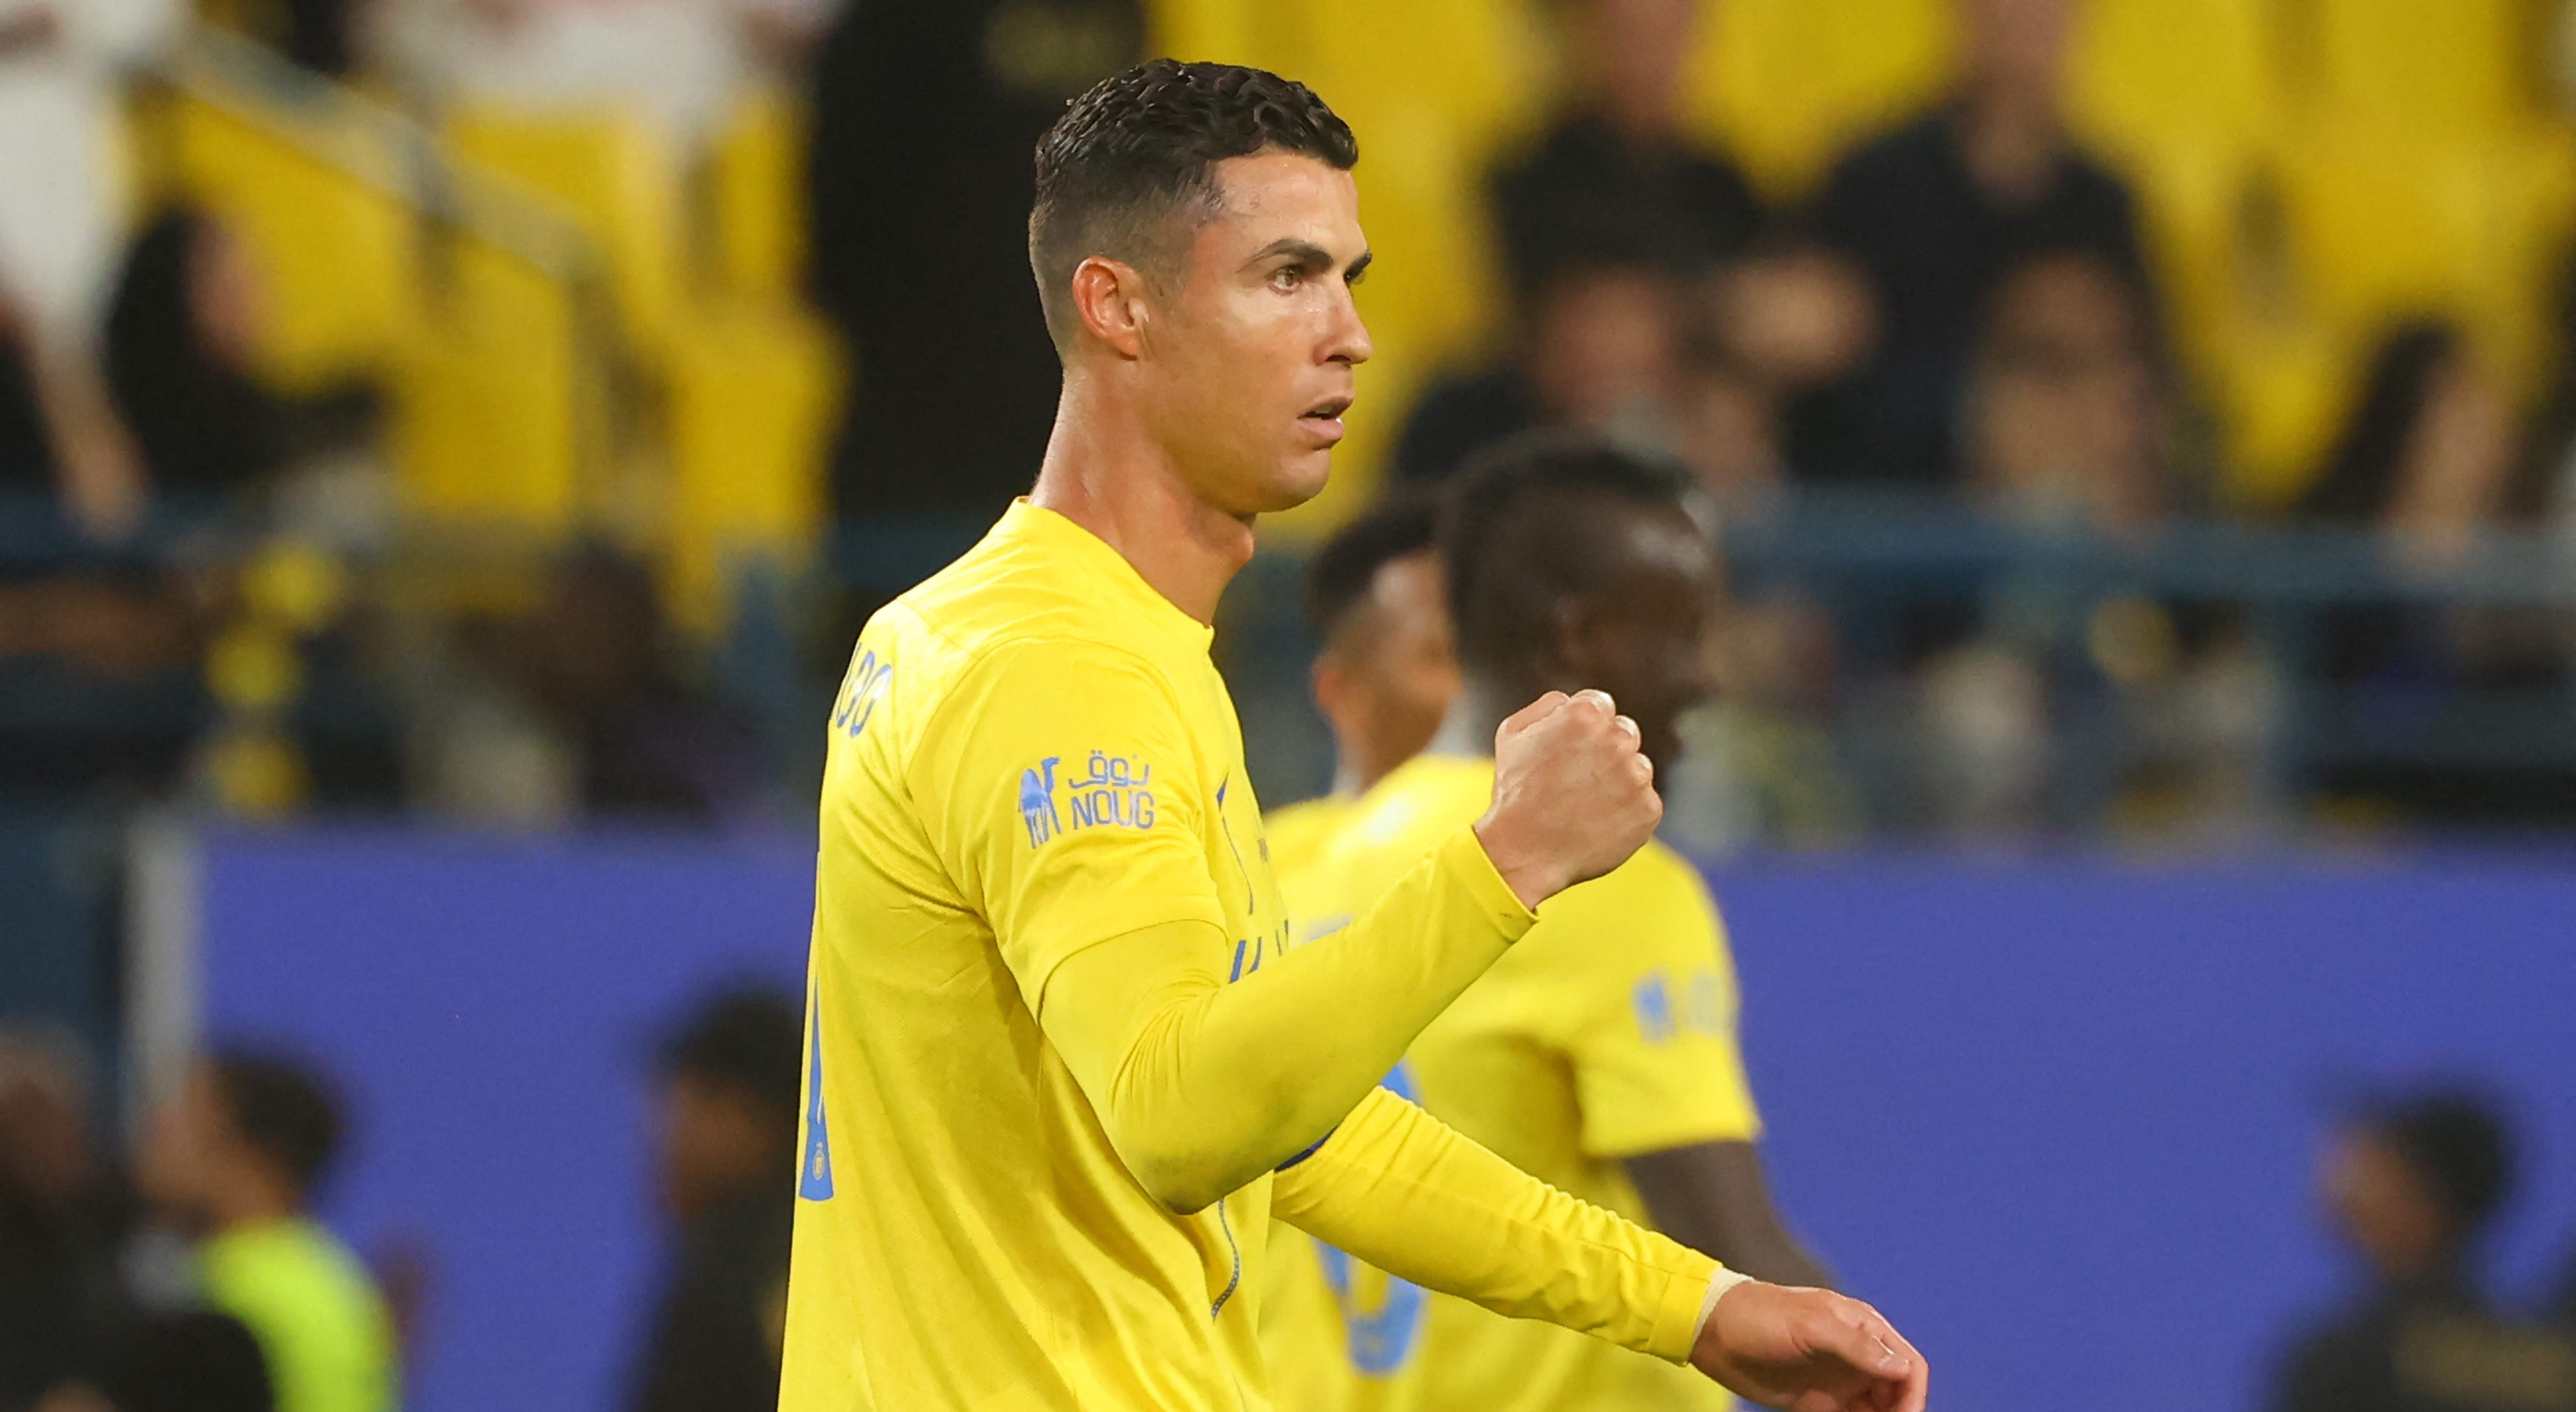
[1269,266,1302,292]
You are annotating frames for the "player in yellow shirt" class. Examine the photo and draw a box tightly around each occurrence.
[1263,435,1837,1412]
[779,59,1926,1412]
[1263,490,1459,901]
[1258,493,1460,1412]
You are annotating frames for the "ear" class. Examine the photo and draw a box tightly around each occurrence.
[1311,656,1352,721]
[1070,256,1152,359]
[1548,596,1602,681]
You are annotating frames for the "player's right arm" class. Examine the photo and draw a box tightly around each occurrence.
[920,637,1654,1213]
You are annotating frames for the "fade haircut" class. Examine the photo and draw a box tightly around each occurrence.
[1030,59,1358,351]
[1303,488,1441,647]
[1437,433,1697,675]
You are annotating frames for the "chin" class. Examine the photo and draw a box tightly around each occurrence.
[1240,456,1332,515]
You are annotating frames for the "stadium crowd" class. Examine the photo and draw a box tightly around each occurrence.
[1,0,2575,838]
[10,0,2576,1409]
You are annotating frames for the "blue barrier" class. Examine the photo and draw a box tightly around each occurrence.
[187,831,2576,1412]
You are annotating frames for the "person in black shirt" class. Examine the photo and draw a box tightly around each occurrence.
[624,987,805,1412]
[805,0,1142,518]
[1790,0,2156,489]
[1490,0,1766,293]
[2271,1090,2576,1412]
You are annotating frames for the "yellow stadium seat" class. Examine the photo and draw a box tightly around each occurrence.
[167,95,424,393]
[664,300,843,633]
[2068,0,2278,153]
[1693,0,1957,203]
[2060,0,2282,380]
[445,107,686,355]
[392,235,588,532]
[2278,126,2564,394]
[707,87,807,302]
[2205,316,2361,509]
[2304,0,2529,137]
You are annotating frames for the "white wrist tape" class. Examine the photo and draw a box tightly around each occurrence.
[1694,1268,1755,1347]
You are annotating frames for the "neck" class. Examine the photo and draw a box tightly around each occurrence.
[1029,369,1257,625]
[206,1171,298,1233]
[1954,80,2060,201]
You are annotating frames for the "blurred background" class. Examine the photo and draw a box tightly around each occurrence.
[12,0,2576,1408]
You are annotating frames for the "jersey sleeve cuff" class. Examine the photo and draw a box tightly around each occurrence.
[1650,1249,1728,1362]
[1438,826,1540,943]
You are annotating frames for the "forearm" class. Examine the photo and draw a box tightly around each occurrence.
[1042,827,1534,1211]
[1628,1144,1835,1290]
[1272,1087,1722,1363]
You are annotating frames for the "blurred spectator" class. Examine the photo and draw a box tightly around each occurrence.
[807,0,1141,517]
[37,1312,278,1412]
[0,0,175,539]
[1394,261,1684,485]
[2298,321,2573,826]
[1660,592,1866,854]
[409,544,763,823]
[0,297,51,488]
[2269,1090,2576,1412]
[0,1027,134,1409]
[1791,0,2156,490]
[623,987,801,1412]
[1961,249,2175,536]
[368,0,836,148]
[136,1049,396,1412]
[2303,323,2526,570]
[103,210,292,508]
[1491,0,1765,291]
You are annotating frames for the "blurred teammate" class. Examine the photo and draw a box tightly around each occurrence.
[624,988,801,1412]
[1264,435,1832,1412]
[1264,490,1458,885]
[138,1050,395,1412]
[780,58,1924,1412]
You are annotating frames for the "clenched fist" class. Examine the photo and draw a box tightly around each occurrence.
[1692,1281,1928,1412]
[1473,689,1662,910]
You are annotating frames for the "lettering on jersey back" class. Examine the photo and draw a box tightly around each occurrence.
[833,648,893,739]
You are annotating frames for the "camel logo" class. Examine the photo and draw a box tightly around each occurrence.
[1020,757,1063,848]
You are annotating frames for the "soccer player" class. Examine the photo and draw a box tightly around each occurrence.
[780,59,1926,1412]
[1263,489,1458,888]
[1261,435,1835,1412]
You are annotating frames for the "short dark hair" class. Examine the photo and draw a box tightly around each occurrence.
[658,986,803,1131]
[1438,433,1697,674]
[1304,489,1441,645]
[2356,1089,2514,1236]
[1030,59,1358,349]
[207,1049,345,1199]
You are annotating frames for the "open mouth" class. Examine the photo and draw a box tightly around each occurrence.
[1301,396,1354,424]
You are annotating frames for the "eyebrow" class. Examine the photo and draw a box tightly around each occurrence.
[1248,238,1373,283]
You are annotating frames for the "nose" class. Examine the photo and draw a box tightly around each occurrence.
[1326,279,1373,368]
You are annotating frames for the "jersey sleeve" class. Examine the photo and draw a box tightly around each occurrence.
[912,635,1225,1011]
[1541,855,1761,1158]
[1272,1085,1720,1363]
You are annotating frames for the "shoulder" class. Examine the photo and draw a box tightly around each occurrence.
[1535,839,1724,962]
